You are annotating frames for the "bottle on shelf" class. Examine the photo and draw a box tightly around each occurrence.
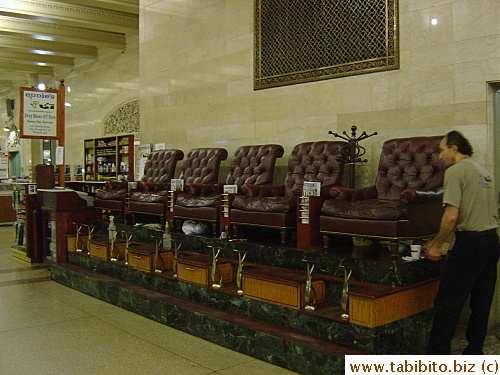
[163,222,172,250]
[108,215,116,240]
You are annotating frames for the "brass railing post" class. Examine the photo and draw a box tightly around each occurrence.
[234,249,247,295]
[208,245,223,288]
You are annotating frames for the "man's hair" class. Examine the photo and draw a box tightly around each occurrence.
[445,130,474,157]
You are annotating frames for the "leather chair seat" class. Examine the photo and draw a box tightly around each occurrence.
[130,191,167,203]
[93,180,129,222]
[175,193,219,208]
[321,199,407,220]
[232,195,296,213]
[95,189,125,200]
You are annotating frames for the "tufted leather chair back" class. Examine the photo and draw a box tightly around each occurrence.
[375,136,444,200]
[179,148,228,184]
[141,149,184,183]
[284,141,346,198]
[226,144,285,186]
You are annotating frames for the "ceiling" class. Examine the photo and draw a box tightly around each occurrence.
[0,0,139,96]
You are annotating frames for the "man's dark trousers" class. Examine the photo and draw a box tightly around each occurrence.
[427,230,499,354]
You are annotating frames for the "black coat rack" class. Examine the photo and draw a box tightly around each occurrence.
[329,126,378,188]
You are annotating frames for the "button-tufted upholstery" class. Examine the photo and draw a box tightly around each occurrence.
[375,137,444,200]
[320,135,445,258]
[173,144,284,235]
[283,141,346,198]
[141,150,184,183]
[180,148,228,184]
[128,149,184,223]
[230,141,346,244]
[227,145,285,186]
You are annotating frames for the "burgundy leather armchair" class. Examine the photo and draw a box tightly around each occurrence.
[167,147,229,223]
[94,180,129,222]
[128,149,184,223]
[229,141,346,244]
[172,144,285,236]
[319,136,445,258]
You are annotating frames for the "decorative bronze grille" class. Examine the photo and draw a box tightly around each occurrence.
[254,0,399,90]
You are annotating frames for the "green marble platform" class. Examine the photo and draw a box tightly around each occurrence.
[63,250,435,352]
[51,262,366,375]
[51,223,441,373]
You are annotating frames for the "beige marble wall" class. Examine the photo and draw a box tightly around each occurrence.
[140,0,499,185]
[1,0,497,183]
[62,44,140,169]
[0,42,140,175]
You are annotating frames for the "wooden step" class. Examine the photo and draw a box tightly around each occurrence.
[51,262,368,375]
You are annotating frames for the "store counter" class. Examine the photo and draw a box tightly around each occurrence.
[0,184,16,225]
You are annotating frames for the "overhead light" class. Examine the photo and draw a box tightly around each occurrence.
[431,18,438,25]
[32,35,54,41]
[37,83,46,90]
[31,49,54,55]
[65,102,72,107]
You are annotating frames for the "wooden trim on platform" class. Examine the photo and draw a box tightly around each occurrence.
[349,279,439,328]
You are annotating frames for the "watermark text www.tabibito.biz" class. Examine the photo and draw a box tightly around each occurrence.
[345,356,499,374]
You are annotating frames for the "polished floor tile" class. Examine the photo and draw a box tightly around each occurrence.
[0,225,298,375]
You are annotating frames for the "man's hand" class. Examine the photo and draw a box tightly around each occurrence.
[423,204,458,261]
[422,239,442,261]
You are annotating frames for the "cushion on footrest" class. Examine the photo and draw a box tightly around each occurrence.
[130,191,166,203]
[175,193,219,208]
[232,196,296,213]
[95,189,125,200]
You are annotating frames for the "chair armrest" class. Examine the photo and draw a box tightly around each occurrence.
[328,185,377,200]
[320,184,336,199]
[241,184,261,197]
[400,188,444,204]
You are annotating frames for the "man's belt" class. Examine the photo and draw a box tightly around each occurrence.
[456,228,497,237]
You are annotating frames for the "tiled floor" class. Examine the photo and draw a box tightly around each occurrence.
[0,225,298,375]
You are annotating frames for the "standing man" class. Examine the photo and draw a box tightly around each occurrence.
[424,130,499,355]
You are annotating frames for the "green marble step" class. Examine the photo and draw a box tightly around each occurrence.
[51,262,368,375]
[66,251,375,349]
[65,251,433,354]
